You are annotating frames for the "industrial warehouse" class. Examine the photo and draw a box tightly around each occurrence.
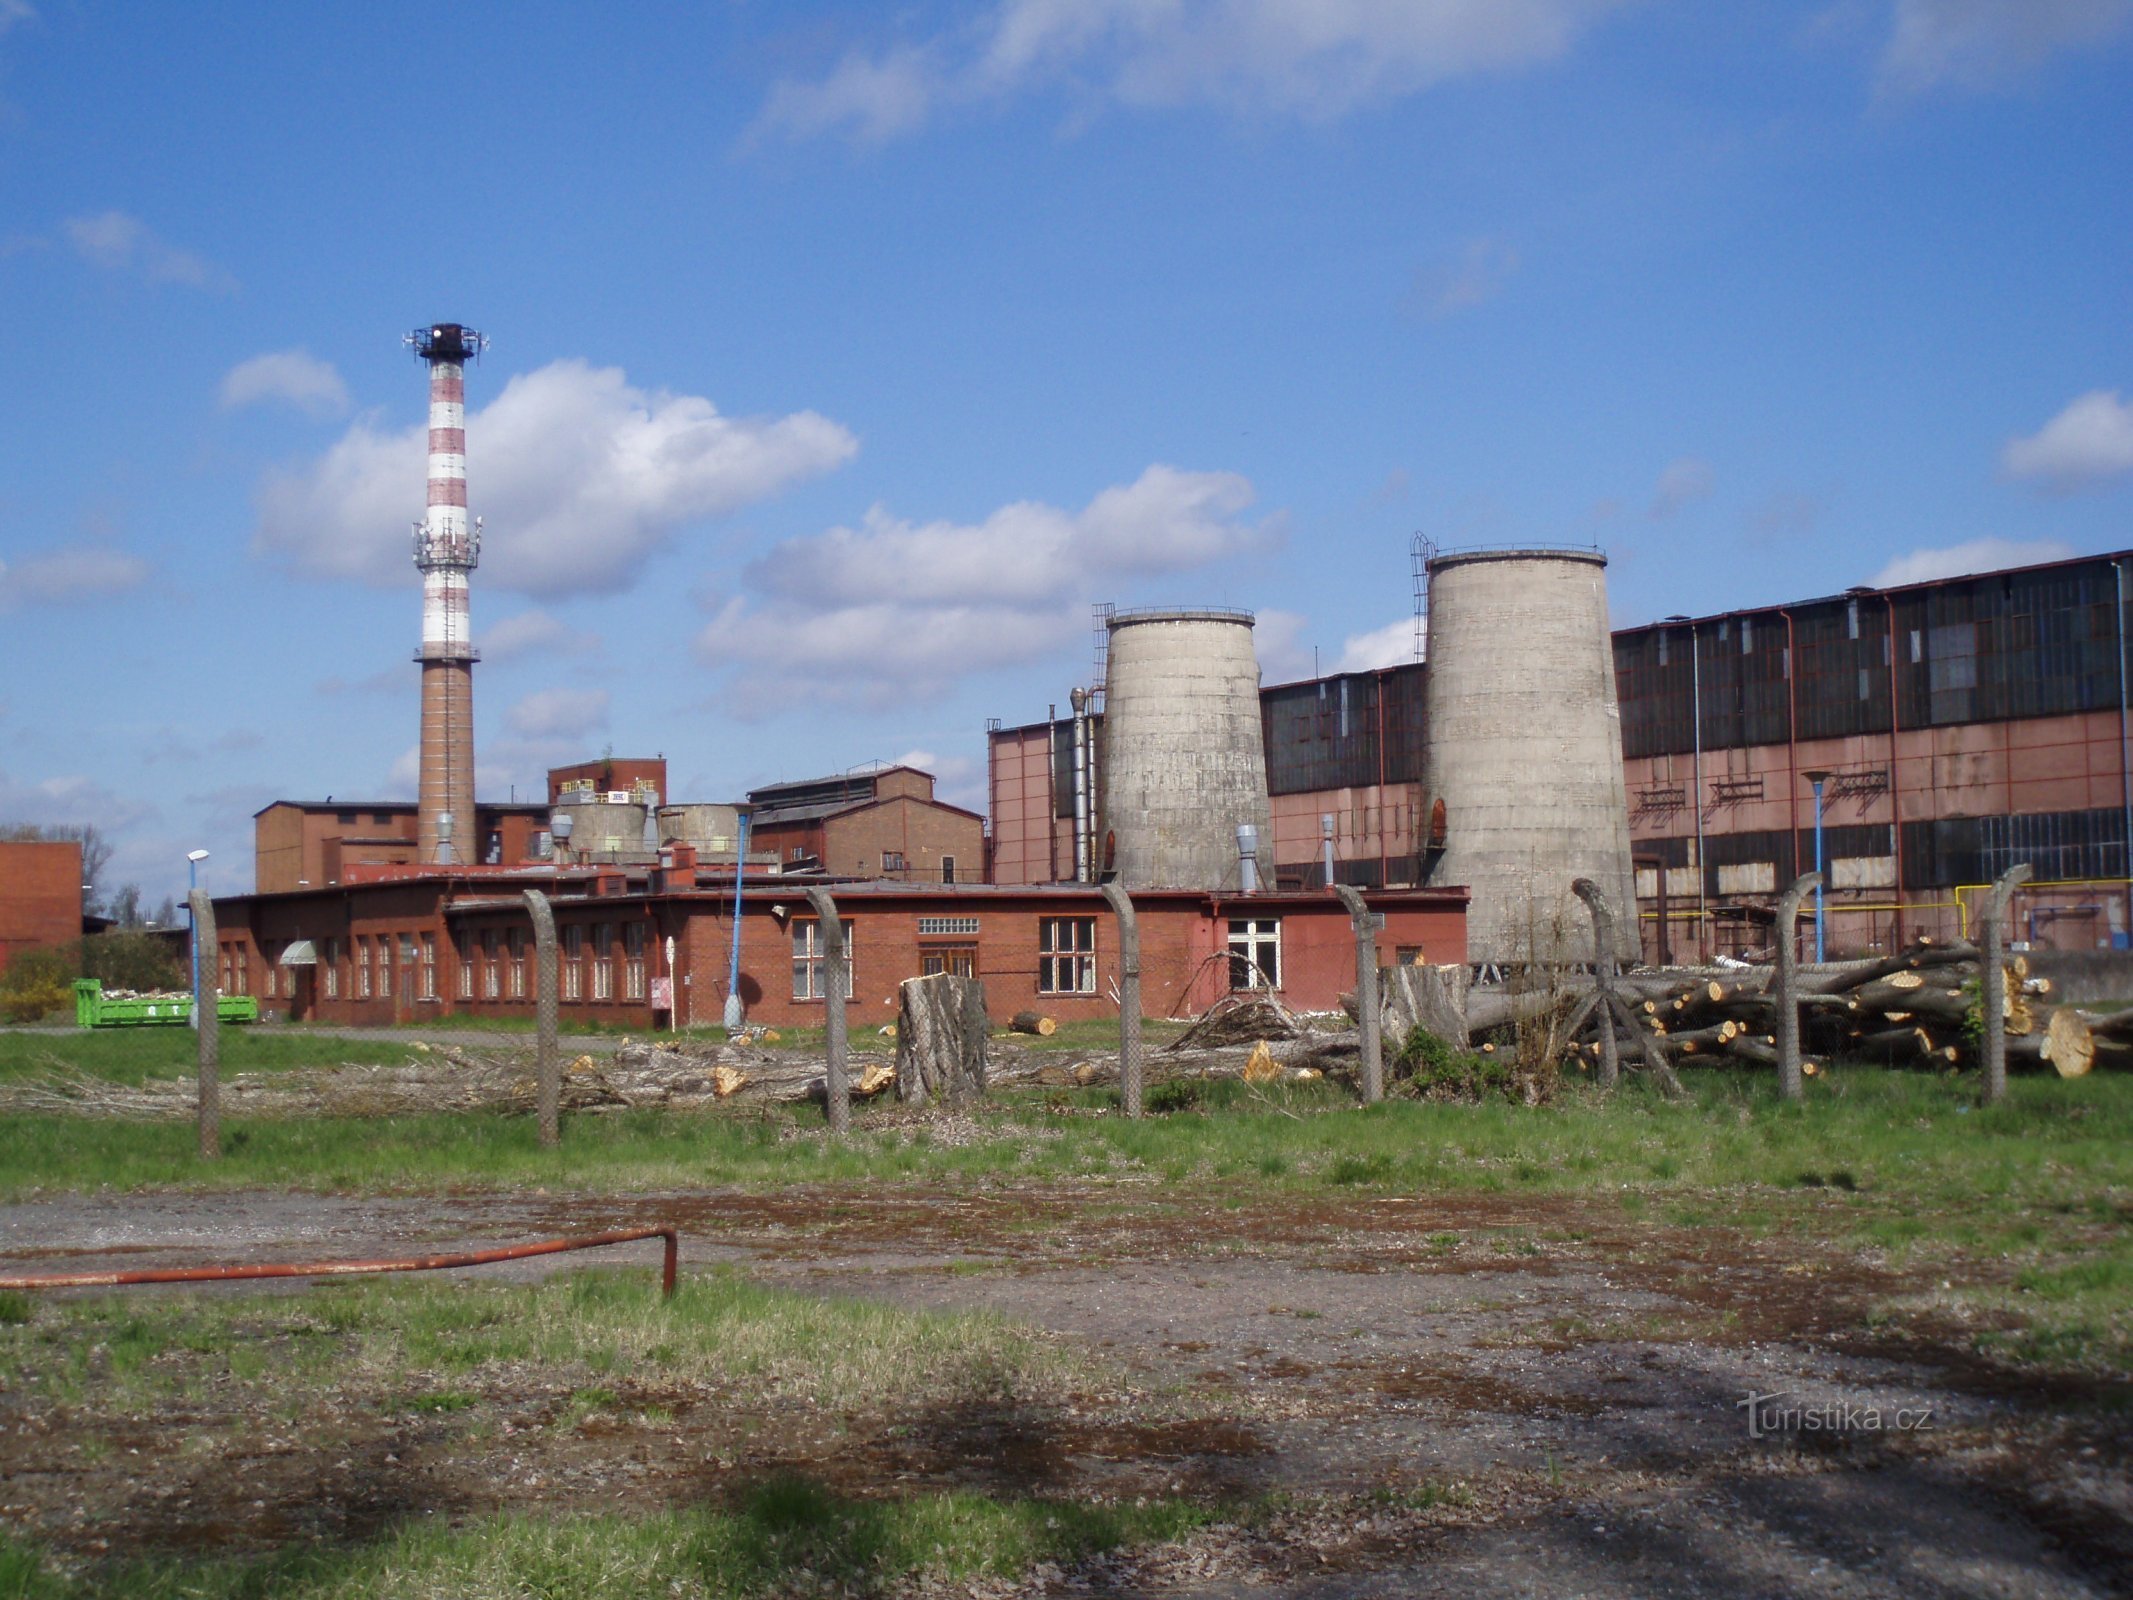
[176,321,2133,1033]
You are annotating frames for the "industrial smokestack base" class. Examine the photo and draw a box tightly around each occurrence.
[1101,609,1273,891]
[1423,549,1637,966]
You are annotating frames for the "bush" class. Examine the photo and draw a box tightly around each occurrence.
[78,931,184,993]
[0,947,75,1023]
[1391,1026,1522,1104]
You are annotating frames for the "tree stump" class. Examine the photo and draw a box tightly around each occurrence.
[897,974,990,1107]
[1382,963,1468,1051]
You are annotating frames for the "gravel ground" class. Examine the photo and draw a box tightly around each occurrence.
[2,1185,2127,1598]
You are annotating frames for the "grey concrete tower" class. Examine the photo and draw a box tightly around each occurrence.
[1100,608,1273,890]
[1423,549,1637,964]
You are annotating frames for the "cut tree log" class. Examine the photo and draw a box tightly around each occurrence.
[1008,1011,1059,1037]
[2039,1005,2095,1079]
[1381,962,1469,1050]
[895,973,990,1108]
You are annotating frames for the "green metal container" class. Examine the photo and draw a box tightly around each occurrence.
[73,980,258,1029]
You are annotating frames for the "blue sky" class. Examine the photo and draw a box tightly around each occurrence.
[1,1,2129,905]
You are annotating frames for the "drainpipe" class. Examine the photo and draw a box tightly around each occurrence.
[1046,706,1060,884]
[1375,667,1389,887]
[2119,559,2132,942]
[1691,622,1707,963]
[1071,688,1091,883]
[723,809,750,1031]
[1885,592,1906,948]
[1780,609,1801,894]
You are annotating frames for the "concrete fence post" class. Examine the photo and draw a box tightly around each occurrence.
[1980,863,2033,1106]
[804,887,850,1135]
[1773,873,1820,1102]
[1099,882,1142,1118]
[1332,886,1383,1103]
[1571,878,1619,1092]
[524,890,559,1148]
[188,890,220,1161]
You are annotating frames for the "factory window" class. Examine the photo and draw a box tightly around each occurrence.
[1037,917,1096,995]
[481,930,500,1000]
[942,855,957,883]
[790,846,806,862]
[373,812,395,826]
[624,923,646,1001]
[922,947,977,978]
[455,931,473,1000]
[883,850,907,873]
[264,958,278,1001]
[356,937,372,999]
[419,934,436,1001]
[592,924,614,1001]
[792,919,854,1002]
[917,915,980,936]
[376,939,392,998]
[336,810,358,825]
[322,938,339,1000]
[507,930,525,1000]
[1227,918,1282,991]
[563,925,584,1002]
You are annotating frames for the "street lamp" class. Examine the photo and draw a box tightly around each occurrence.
[1800,772,1831,964]
[186,849,210,1029]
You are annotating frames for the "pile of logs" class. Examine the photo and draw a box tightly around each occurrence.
[1560,939,2102,1078]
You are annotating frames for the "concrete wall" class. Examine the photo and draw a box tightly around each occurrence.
[1424,551,1637,964]
[1101,612,1273,891]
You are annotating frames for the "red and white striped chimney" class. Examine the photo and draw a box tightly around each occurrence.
[408,322,484,866]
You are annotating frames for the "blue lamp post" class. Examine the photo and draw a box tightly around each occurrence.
[186,849,210,1028]
[1801,772,1831,964]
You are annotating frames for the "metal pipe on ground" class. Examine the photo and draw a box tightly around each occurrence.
[0,1228,681,1299]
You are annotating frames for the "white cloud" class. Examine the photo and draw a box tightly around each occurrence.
[1336,617,1422,672]
[704,464,1280,706]
[480,609,602,662]
[253,359,857,599]
[62,210,235,291]
[1421,235,1520,317]
[1649,456,1715,520]
[1866,536,2075,588]
[755,0,1623,142]
[0,545,150,609]
[503,687,611,740]
[2002,390,2133,492]
[385,745,419,799]
[751,46,941,143]
[894,747,986,810]
[220,349,350,416]
[0,2,35,38]
[748,464,1275,608]
[1879,0,2131,92]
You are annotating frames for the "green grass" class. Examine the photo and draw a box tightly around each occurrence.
[3,1063,2128,1368]
[0,1028,422,1086]
[0,1481,1209,1599]
[0,1266,1090,1416]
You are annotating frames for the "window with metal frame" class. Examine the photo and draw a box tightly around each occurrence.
[792,919,854,1001]
[1037,916,1096,994]
[1227,917,1281,990]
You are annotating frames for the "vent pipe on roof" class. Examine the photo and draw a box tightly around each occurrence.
[1070,687,1092,883]
[1237,825,1260,893]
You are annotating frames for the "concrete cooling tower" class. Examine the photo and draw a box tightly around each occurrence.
[1101,609,1273,891]
[1423,549,1637,965]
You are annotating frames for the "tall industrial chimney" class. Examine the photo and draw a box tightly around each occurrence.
[408,322,484,865]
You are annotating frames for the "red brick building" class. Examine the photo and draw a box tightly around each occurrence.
[209,860,1466,1029]
[254,800,552,894]
[0,840,83,974]
[747,768,985,885]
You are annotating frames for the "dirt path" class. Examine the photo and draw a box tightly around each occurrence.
[2,1186,2127,1597]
